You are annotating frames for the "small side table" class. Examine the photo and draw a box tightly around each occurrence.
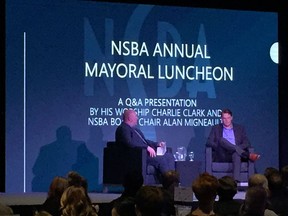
[175,161,202,187]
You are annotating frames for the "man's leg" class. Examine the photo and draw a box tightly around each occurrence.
[232,151,241,181]
[163,152,175,172]
[219,137,246,157]
[147,153,175,174]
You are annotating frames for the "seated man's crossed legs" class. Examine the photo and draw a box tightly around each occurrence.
[219,137,260,162]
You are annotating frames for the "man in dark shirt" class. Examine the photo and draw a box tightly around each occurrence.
[116,109,175,179]
[206,108,260,181]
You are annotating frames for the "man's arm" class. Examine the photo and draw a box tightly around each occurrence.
[116,123,137,148]
[116,123,147,148]
[146,140,158,149]
[206,125,220,150]
[234,124,250,149]
[134,128,159,149]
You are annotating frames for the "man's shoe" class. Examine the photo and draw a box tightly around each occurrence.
[249,153,260,162]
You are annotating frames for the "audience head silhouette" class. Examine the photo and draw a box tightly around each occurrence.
[217,175,238,200]
[34,211,52,216]
[0,202,14,215]
[161,170,180,192]
[135,186,164,216]
[281,165,288,188]
[39,176,68,216]
[188,172,219,216]
[267,171,283,192]
[248,173,268,190]
[213,175,242,216]
[192,172,219,203]
[112,197,136,216]
[264,167,279,180]
[242,186,268,215]
[60,186,97,216]
[67,171,87,190]
[47,176,68,198]
[122,170,144,196]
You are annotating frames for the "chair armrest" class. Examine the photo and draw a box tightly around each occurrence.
[205,147,212,173]
[107,141,116,147]
[103,143,148,185]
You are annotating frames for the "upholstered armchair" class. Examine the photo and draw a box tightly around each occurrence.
[205,147,255,182]
[103,141,160,186]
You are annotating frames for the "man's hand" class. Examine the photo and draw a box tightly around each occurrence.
[158,141,166,147]
[147,146,156,157]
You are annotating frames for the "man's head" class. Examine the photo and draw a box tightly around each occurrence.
[123,109,138,127]
[221,108,233,128]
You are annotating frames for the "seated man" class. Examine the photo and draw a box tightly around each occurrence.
[206,108,260,182]
[115,109,175,182]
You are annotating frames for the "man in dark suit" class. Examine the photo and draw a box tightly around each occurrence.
[115,109,175,180]
[206,108,260,181]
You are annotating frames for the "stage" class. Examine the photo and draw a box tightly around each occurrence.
[0,192,120,206]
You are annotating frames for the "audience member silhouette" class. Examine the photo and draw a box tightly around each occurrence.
[0,203,13,215]
[60,186,97,216]
[238,186,268,216]
[266,172,288,216]
[67,171,87,188]
[161,170,180,195]
[109,170,143,216]
[39,176,69,216]
[111,170,144,206]
[32,126,98,192]
[116,109,175,183]
[111,197,136,216]
[160,170,180,216]
[67,171,99,213]
[263,167,279,183]
[280,165,288,192]
[34,211,52,216]
[247,174,277,216]
[248,173,269,190]
[135,185,164,216]
[213,175,242,216]
[187,172,219,216]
